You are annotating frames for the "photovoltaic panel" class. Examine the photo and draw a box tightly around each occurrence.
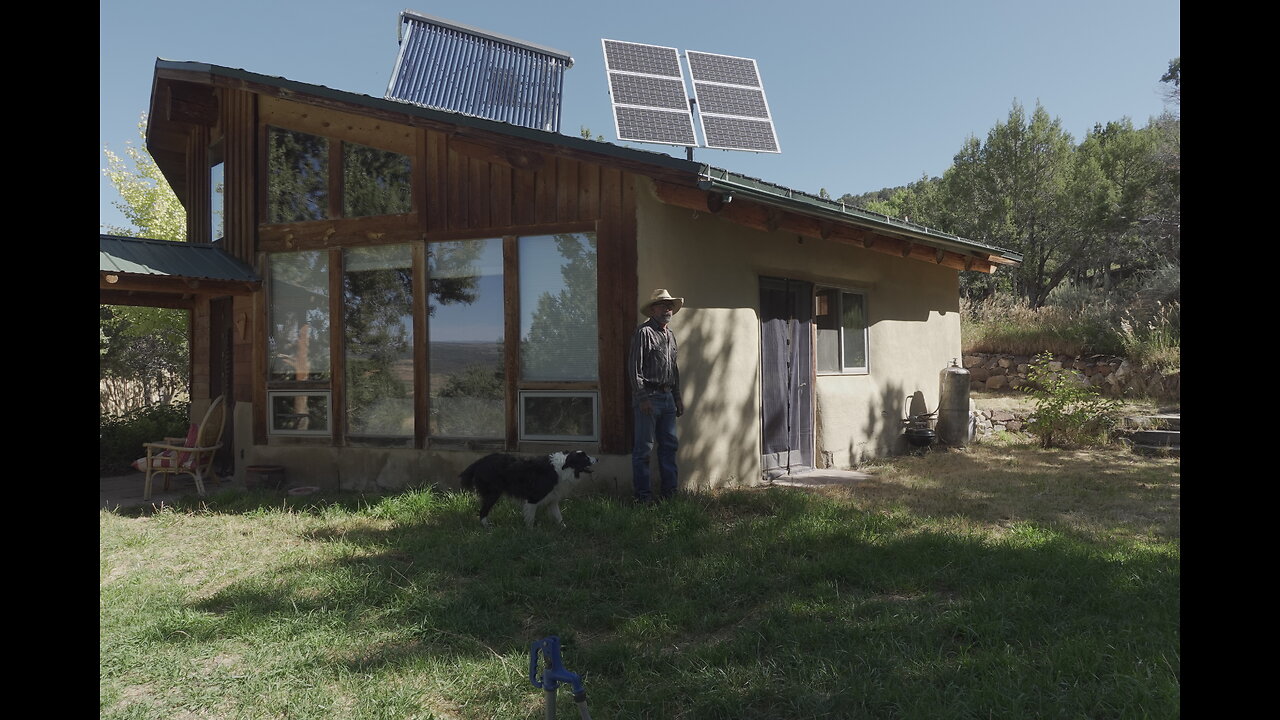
[602,39,698,147]
[687,50,780,153]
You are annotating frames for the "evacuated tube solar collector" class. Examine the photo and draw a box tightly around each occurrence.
[386,11,574,132]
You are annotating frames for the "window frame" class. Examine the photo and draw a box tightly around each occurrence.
[267,390,333,437]
[518,390,600,442]
[814,286,870,376]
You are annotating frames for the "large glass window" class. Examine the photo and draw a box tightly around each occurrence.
[344,245,414,437]
[267,127,329,224]
[343,142,412,218]
[269,251,331,382]
[815,287,868,374]
[519,233,598,381]
[428,239,505,438]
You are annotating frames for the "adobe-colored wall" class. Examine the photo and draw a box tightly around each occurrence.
[633,179,962,482]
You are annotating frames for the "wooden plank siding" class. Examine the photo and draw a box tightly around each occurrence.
[223,89,258,262]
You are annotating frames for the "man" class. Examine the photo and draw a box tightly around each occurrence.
[629,288,685,503]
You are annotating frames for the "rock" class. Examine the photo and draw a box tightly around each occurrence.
[985,375,1008,390]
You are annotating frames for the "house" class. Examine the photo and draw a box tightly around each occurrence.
[101,53,1020,494]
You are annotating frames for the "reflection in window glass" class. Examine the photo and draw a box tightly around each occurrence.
[269,251,330,382]
[521,392,597,441]
[268,127,328,223]
[210,160,225,243]
[520,233,598,381]
[268,392,331,435]
[344,246,414,436]
[344,142,412,218]
[841,292,867,371]
[815,288,840,374]
[428,239,505,437]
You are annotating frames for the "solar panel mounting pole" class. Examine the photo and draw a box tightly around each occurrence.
[686,98,697,161]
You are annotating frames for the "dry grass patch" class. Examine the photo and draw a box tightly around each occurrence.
[844,442,1180,544]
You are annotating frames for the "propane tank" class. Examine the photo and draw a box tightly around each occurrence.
[936,358,972,446]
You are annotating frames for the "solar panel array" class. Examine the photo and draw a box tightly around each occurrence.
[601,39,698,147]
[601,40,780,153]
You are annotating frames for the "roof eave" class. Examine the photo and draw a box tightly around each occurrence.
[696,170,1022,265]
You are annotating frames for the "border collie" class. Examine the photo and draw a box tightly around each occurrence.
[459,450,598,528]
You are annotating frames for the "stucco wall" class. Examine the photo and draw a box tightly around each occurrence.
[633,179,962,480]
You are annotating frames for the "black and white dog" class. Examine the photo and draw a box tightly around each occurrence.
[459,450,598,528]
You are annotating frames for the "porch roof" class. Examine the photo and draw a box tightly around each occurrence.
[100,234,260,307]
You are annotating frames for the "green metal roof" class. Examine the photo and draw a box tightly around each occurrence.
[100,234,259,283]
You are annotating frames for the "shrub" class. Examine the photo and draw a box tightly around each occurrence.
[99,402,190,476]
[1023,352,1120,448]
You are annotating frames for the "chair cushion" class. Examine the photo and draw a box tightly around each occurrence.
[131,423,199,472]
[176,423,199,466]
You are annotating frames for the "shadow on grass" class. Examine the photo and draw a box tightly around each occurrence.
[110,459,1179,719]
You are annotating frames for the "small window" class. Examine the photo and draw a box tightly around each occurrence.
[268,391,332,436]
[815,288,868,374]
[520,391,598,441]
[209,140,225,243]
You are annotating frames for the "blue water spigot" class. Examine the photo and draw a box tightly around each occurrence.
[529,635,586,696]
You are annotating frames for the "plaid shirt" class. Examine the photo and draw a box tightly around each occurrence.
[629,318,680,402]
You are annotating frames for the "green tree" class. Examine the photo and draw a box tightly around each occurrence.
[521,234,598,379]
[101,115,190,417]
[936,101,1090,306]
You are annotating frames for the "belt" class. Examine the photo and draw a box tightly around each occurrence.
[643,382,673,392]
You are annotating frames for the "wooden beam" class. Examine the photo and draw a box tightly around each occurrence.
[258,214,422,251]
[100,273,259,296]
[100,290,195,309]
[503,236,520,449]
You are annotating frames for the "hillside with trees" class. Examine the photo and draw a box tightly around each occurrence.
[838,59,1179,372]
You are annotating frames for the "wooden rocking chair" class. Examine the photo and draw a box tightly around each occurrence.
[138,395,227,500]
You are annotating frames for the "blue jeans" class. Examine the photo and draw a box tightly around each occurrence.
[632,391,678,500]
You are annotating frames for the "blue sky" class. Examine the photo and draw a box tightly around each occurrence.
[100,0,1179,232]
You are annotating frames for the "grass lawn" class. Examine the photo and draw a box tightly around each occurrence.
[101,439,1179,719]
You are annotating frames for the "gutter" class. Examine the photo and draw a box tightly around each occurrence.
[696,167,1022,264]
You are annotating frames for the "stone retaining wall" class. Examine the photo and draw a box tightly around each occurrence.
[962,353,1179,401]
[971,409,1034,441]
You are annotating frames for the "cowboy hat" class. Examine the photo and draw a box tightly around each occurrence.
[640,288,684,316]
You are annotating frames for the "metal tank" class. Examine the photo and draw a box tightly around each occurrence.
[936,359,972,446]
